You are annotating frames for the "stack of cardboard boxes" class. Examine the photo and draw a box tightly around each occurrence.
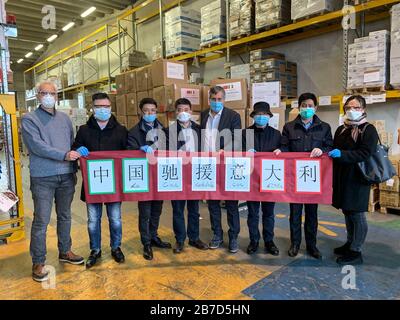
[255,0,291,30]
[369,120,394,153]
[201,0,227,47]
[229,0,254,38]
[291,0,340,21]
[390,3,400,88]
[347,30,390,90]
[250,49,298,98]
[379,155,400,211]
[121,50,149,71]
[165,6,201,57]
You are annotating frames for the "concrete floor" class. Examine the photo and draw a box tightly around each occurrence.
[0,156,399,300]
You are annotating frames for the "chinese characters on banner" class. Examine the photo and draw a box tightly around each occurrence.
[80,151,332,204]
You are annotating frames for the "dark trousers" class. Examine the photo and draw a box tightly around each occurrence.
[138,200,163,246]
[289,203,318,249]
[171,200,200,243]
[343,210,368,252]
[208,200,240,241]
[247,201,275,243]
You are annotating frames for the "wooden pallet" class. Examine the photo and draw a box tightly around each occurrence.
[293,10,330,23]
[380,206,400,215]
[231,33,251,40]
[368,201,380,213]
[256,22,287,33]
[346,85,387,95]
[200,40,224,48]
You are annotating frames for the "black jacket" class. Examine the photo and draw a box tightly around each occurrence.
[200,107,242,151]
[127,118,166,151]
[281,115,333,153]
[164,120,202,151]
[72,115,128,201]
[332,122,379,212]
[242,124,282,152]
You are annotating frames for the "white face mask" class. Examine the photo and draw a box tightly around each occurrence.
[346,110,363,121]
[177,111,191,123]
[41,94,56,109]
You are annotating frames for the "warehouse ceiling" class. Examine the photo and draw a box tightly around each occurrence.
[6,0,135,69]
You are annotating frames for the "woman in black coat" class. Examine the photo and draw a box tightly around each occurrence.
[328,95,378,266]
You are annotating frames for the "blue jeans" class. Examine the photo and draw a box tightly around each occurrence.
[246,201,275,243]
[171,200,200,243]
[87,202,122,252]
[208,200,240,241]
[30,173,76,265]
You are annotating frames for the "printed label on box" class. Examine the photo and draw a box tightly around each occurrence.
[364,70,381,83]
[181,88,200,105]
[356,47,379,64]
[167,62,185,80]
[251,82,280,108]
[219,82,243,102]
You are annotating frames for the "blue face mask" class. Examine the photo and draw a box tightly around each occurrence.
[94,107,111,121]
[210,101,224,113]
[143,113,157,123]
[300,108,315,120]
[254,115,270,127]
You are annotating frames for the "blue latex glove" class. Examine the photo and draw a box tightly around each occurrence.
[77,146,89,157]
[328,149,341,158]
[140,145,154,154]
[247,149,257,153]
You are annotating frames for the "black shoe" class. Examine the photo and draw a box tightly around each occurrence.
[143,245,153,260]
[246,241,259,255]
[151,237,172,249]
[307,247,322,260]
[336,250,363,265]
[265,241,280,256]
[86,250,101,269]
[173,242,184,254]
[188,239,209,250]
[288,244,300,257]
[334,242,352,256]
[111,247,125,263]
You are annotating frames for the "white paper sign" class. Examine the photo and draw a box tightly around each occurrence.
[251,82,280,108]
[261,159,285,192]
[219,82,243,102]
[356,47,379,64]
[0,190,19,213]
[122,158,149,193]
[167,62,185,80]
[319,96,332,106]
[291,101,298,109]
[295,159,321,193]
[371,93,386,104]
[269,113,280,130]
[181,88,200,105]
[191,157,217,191]
[87,160,116,195]
[225,157,251,192]
[363,70,381,83]
[157,157,183,192]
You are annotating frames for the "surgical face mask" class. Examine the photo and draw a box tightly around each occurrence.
[143,113,157,123]
[210,101,224,113]
[177,111,191,123]
[346,110,363,121]
[41,94,56,109]
[254,115,270,127]
[94,107,111,121]
[300,107,315,120]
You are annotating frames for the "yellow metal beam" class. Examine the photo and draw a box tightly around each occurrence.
[136,0,186,25]
[118,0,157,21]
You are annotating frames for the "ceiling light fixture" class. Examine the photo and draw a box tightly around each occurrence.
[81,6,96,18]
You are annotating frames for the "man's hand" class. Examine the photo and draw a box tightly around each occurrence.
[310,148,323,158]
[273,149,281,156]
[65,151,81,161]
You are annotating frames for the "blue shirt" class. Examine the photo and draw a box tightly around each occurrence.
[302,119,313,130]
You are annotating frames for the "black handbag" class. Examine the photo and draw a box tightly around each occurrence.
[357,124,396,185]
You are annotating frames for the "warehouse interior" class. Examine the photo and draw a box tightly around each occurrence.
[0,0,399,300]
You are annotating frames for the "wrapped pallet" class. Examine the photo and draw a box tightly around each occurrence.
[391,4,400,88]
[255,0,291,30]
[64,57,99,86]
[291,0,341,21]
[201,0,226,46]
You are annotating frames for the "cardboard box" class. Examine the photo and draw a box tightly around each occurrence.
[157,113,169,127]
[136,91,150,112]
[174,83,202,112]
[250,49,285,62]
[115,74,126,94]
[127,115,139,129]
[125,71,136,93]
[379,190,400,207]
[136,66,150,92]
[109,93,117,113]
[202,85,210,111]
[191,112,201,125]
[209,78,248,109]
[146,65,153,89]
[151,59,188,87]
[379,176,400,192]
[235,109,247,129]
[288,107,299,122]
[126,93,138,116]
[148,89,153,99]
[246,106,286,131]
[153,85,175,113]
[116,115,128,127]
[116,94,127,116]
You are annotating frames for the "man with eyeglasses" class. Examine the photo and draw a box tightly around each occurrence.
[72,92,128,268]
[278,92,333,260]
[21,80,84,282]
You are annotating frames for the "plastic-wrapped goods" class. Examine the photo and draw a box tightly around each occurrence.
[64,57,99,86]
[391,4,400,87]
[230,0,254,37]
[291,0,341,21]
[229,0,241,38]
[255,0,291,30]
[121,50,149,70]
[347,30,390,90]
[201,0,226,46]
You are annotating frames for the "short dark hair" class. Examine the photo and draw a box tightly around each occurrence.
[92,92,110,102]
[175,98,192,109]
[139,97,157,110]
[298,92,317,107]
[344,95,367,109]
[209,86,226,99]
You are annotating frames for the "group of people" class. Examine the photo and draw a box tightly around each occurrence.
[22,80,378,282]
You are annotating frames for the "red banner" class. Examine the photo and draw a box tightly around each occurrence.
[79,151,333,205]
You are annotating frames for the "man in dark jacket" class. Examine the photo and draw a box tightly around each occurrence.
[165,98,209,254]
[279,92,333,259]
[200,86,242,253]
[73,92,127,268]
[242,102,281,256]
[127,97,171,261]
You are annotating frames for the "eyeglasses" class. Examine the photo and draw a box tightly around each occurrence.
[38,91,57,96]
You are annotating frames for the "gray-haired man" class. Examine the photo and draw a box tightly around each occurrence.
[22,80,84,282]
